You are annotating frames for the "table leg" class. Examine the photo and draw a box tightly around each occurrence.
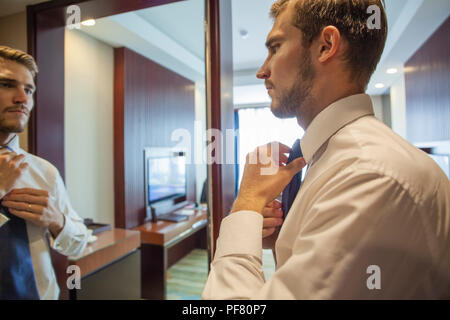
[141,243,167,300]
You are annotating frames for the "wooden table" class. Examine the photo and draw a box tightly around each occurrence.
[68,228,141,299]
[134,208,208,300]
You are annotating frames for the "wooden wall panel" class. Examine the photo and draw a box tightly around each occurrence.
[114,47,196,229]
[405,16,450,143]
[27,11,66,178]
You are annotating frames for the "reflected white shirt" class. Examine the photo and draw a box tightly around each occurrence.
[0,135,89,300]
[202,94,450,299]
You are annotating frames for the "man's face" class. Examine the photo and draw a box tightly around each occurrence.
[0,59,35,134]
[257,3,315,119]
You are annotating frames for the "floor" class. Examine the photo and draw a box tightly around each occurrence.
[166,249,276,300]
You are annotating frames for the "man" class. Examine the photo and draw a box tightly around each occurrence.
[0,46,89,300]
[202,0,450,299]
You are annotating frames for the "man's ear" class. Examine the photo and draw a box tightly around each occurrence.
[317,26,341,63]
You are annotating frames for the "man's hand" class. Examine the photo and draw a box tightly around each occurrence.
[262,200,284,251]
[231,142,306,214]
[0,151,28,197]
[1,188,65,238]
[262,200,283,238]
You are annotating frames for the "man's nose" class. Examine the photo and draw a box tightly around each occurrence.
[12,87,28,105]
[256,62,270,79]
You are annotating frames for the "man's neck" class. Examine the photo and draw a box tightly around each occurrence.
[0,132,15,146]
[298,85,364,130]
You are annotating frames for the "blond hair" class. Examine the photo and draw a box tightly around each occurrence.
[0,46,39,78]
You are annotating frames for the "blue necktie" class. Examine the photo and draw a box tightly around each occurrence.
[0,204,40,299]
[281,139,303,218]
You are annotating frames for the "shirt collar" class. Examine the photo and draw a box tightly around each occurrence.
[0,135,21,153]
[300,93,374,163]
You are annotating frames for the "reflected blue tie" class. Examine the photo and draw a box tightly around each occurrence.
[281,139,303,218]
[0,204,40,299]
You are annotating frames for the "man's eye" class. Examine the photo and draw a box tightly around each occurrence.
[270,45,280,54]
[25,88,33,95]
[0,83,12,88]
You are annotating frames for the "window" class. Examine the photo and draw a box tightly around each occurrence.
[236,107,304,187]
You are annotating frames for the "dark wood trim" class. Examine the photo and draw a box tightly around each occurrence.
[113,48,126,229]
[140,243,166,300]
[205,0,235,257]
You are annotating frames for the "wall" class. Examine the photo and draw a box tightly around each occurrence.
[64,29,115,226]
[381,94,392,128]
[390,73,407,139]
[405,16,450,144]
[0,11,29,151]
[370,95,384,125]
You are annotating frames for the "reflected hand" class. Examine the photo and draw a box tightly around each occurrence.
[2,188,64,238]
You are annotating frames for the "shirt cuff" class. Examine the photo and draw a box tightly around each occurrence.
[214,211,263,261]
[52,215,81,254]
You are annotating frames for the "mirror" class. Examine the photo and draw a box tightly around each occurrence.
[64,0,208,300]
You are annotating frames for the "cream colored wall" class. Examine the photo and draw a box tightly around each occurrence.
[390,74,407,139]
[0,11,29,151]
[370,95,384,124]
[64,29,115,226]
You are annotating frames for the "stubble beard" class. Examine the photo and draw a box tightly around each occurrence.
[271,50,315,120]
[0,115,28,134]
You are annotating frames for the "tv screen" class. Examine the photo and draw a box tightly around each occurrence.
[147,155,186,203]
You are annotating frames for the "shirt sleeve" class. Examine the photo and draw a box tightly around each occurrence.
[202,169,430,300]
[50,170,89,257]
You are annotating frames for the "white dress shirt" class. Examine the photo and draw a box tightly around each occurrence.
[0,135,89,300]
[202,94,450,299]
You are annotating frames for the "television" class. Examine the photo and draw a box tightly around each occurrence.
[144,148,188,222]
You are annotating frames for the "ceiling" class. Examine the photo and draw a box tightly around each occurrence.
[2,0,449,97]
[135,0,205,61]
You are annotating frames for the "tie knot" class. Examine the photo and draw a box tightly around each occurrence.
[288,139,303,163]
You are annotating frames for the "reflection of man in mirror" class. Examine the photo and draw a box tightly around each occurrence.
[203,0,450,299]
[0,46,89,300]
